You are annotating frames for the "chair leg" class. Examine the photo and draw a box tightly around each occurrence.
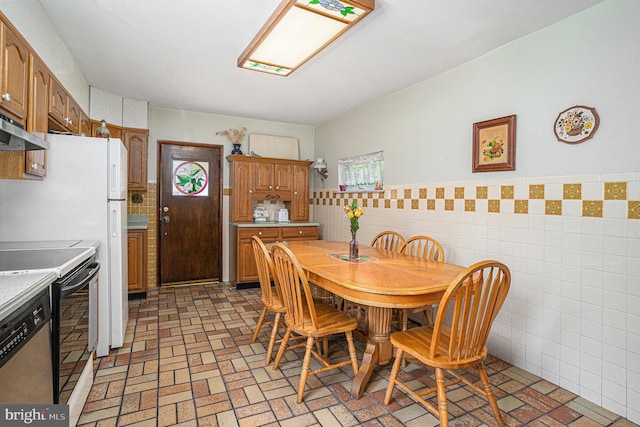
[297,336,315,403]
[477,363,505,427]
[435,368,449,426]
[273,328,291,370]
[265,312,281,365]
[345,331,359,375]
[384,348,404,404]
[252,306,268,341]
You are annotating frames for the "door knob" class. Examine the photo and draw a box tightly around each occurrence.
[162,215,171,224]
[163,206,169,212]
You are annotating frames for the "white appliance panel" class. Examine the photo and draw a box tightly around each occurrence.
[108,199,128,348]
[108,137,127,201]
[0,134,128,357]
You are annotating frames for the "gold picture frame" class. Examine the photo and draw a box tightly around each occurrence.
[472,115,516,172]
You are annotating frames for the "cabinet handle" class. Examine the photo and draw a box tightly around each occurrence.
[294,191,298,195]
[258,231,263,236]
[299,230,303,234]
[31,163,38,170]
[275,186,279,190]
[248,189,253,193]
[1,93,10,101]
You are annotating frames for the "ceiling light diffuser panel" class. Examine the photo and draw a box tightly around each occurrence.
[238,0,375,76]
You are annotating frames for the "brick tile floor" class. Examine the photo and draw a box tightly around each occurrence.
[78,285,637,427]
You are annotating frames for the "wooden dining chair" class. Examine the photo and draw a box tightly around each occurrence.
[370,231,405,252]
[270,243,360,403]
[398,235,445,330]
[250,236,287,365]
[384,260,511,427]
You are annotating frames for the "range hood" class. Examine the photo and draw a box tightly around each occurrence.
[0,117,49,151]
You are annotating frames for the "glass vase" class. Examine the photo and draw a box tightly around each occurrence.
[349,233,359,260]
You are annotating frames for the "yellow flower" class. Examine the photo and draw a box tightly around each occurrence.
[584,122,593,129]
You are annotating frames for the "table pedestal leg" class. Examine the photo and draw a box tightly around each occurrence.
[350,306,393,398]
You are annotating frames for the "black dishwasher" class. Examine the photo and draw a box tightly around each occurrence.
[0,287,53,404]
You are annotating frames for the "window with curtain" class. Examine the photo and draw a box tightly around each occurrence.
[338,151,384,191]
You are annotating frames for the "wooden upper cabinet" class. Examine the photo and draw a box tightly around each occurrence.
[80,111,90,136]
[48,77,67,125]
[231,159,254,223]
[227,155,312,223]
[66,98,80,134]
[290,164,310,221]
[122,129,148,191]
[25,53,49,177]
[0,22,29,123]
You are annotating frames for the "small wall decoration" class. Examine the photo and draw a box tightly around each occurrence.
[172,160,209,196]
[472,115,516,172]
[554,105,599,144]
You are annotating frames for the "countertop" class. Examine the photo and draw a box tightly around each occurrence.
[0,272,56,320]
[127,214,149,230]
[233,221,320,227]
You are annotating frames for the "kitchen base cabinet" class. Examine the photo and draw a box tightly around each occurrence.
[127,229,147,297]
[230,223,319,286]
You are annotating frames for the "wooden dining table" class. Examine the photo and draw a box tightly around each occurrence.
[282,240,466,398]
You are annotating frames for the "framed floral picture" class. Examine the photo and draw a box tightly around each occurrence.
[554,105,599,144]
[472,115,516,172]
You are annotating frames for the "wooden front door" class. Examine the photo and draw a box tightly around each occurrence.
[158,141,223,285]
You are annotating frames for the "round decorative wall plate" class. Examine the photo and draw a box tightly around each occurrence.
[554,105,599,144]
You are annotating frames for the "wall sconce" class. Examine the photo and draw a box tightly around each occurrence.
[238,0,375,76]
[313,158,328,181]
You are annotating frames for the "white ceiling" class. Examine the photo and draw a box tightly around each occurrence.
[39,0,603,127]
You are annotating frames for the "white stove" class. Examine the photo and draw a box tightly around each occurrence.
[0,241,96,277]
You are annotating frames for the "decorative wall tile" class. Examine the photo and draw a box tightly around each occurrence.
[384,199,391,208]
[373,199,379,208]
[436,187,445,199]
[529,184,545,199]
[397,199,405,209]
[362,199,368,208]
[427,199,436,210]
[488,199,501,213]
[476,186,488,199]
[411,199,419,209]
[390,189,397,199]
[455,187,465,199]
[604,182,627,200]
[514,200,529,214]
[501,185,514,199]
[419,188,427,199]
[404,189,412,199]
[629,200,640,219]
[545,200,563,216]
[465,200,476,212]
[445,199,454,211]
[563,183,582,200]
[582,200,603,217]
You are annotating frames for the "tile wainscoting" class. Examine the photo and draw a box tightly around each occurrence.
[312,172,640,424]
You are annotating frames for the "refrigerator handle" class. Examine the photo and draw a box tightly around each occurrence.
[111,162,118,194]
[112,208,118,237]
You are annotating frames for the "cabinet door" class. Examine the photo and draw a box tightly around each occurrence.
[290,164,310,221]
[123,129,148,191]
[66,98,80,133]
[274,163,292,191]
[254,162,274,191]
[232,160,254,222]
[0,23,29,122]
[48,77,67,125]
[79,111,91,136]
[237,227,279,283]
[25,54,48,177]
[127,230,147,293]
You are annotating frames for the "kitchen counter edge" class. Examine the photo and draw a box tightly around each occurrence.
[232,222,320,228]
[0,272,56,320]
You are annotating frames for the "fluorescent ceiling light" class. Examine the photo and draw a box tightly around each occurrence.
[238,0,375,76]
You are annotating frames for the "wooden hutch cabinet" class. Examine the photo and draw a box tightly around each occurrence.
[127,229,148,295]
[227,154,318,285]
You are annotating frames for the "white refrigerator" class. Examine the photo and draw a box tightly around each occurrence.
[0,134,128,357]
